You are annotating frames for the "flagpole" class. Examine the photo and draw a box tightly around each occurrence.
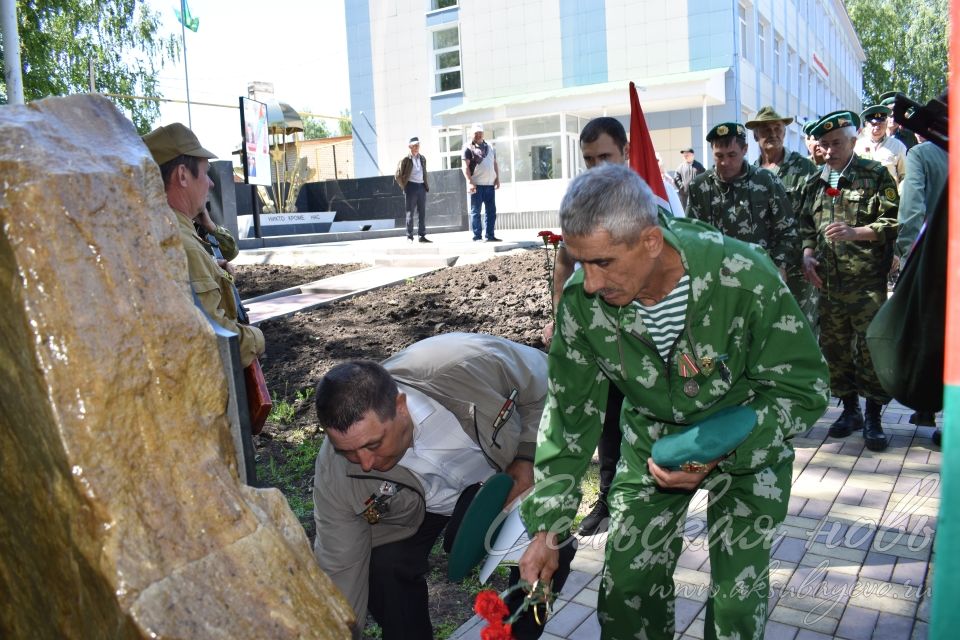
[180,0,193,128]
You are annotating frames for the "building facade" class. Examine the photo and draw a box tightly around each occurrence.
[345,0,864,216]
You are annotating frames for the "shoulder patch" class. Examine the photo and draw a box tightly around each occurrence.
[885,187,897,200]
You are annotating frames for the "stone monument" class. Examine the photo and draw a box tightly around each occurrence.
[0,95,353,638]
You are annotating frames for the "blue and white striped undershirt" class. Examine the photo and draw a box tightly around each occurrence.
[631,273,690,360]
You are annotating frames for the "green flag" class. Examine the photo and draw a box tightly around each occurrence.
[174,1,199,32]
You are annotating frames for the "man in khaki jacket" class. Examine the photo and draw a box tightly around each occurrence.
[143,123,264,366]
[312,332,546,639]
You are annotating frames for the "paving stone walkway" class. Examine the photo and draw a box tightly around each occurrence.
[453,401,940,640]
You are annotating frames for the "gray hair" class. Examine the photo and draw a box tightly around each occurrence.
[559,163,658,243]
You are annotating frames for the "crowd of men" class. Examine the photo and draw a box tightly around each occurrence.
[144,89,942,640]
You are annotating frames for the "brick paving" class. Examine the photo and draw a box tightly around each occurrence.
[452,401,940,640]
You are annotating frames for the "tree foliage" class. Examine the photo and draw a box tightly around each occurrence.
[302,115,332,140]
[338,109,352,137]
[0,1,178,133]
[846,0,948,106]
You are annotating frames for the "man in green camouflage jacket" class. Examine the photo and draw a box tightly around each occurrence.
[799,110,900,452]
[746,107,819,327]
[686,122,799,280]
[518,164,829,640]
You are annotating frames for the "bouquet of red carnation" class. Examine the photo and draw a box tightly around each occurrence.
[825,187,841,198]
[473,580,558,639]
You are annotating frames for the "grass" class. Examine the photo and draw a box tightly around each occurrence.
[267,385,315,426]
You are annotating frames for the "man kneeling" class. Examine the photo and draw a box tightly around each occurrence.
[313,332,557,639]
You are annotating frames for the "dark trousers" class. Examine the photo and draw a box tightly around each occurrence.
[404,181,427,238]
[470,185,497,239]
[368,511,449,640]
[598,385,625,497]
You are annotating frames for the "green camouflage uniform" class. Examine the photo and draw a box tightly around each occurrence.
[521,216,829,640]
[685,163,799,275]
[798,156,899,403]
[755,151,819,328]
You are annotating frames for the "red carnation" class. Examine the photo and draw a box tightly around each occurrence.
[480,622,513,640]
[537,230,552,238]
[474,590,509,622]
[548,233,563,246]
[825,187,841,198]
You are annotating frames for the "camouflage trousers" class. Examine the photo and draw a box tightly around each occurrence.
[818,286,892,403]
[598,447,792,640]
[786,268,819,339]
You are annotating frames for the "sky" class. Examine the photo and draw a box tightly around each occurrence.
[145,0,351,159]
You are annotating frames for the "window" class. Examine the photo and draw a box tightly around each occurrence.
[738,3,749,60]
[787,47,796,94]
[757,19,768,73]
[431,0,457,9]
[799,60,806,104]
[438,128,463,170]
[774,34,783,83]
[512,115,561,182]
[431,26,461,93]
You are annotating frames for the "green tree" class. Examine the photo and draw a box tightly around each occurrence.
[338,109,352,137]
[0,1,178,133]
[846,0,948,106]
[302,115,332,140]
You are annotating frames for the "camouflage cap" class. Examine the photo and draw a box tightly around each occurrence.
[809,110,861,139]
[744,106,794,129]
[142,123,217,165]
[860,105,891,124]
[706,122,746,142]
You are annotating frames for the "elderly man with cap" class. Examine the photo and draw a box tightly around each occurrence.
[142,123,264,367]
[880,91,919,151]
[803,119,827,166]
[746,106,819,325]
[311,332,553,639]
[462,123,501,242]
[686,122,798,280]
[394,136,431,243]
[518,163,828,640]
[855,104,908,186]
[798,110,900,452]
[673,145,705,209]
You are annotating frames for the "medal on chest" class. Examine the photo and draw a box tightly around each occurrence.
[360,481,398,524]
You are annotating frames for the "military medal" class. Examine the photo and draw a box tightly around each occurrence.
[678,353,700,378]
[700,356,715,376]
[360,481,398,524]
[683,379,700,397]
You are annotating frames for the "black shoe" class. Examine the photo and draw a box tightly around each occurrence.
[485,237,502,242]
[829,395,863,438]
[909,411,937,427]
[932,429,942,447]
[863,399,889,452]
[472,236,483,241]
[418,236,432,243]
[577,500,609,536]
[406,235,414,242]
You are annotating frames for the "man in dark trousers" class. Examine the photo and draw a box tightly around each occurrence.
[395,136,431,243]
[673,146,705,209]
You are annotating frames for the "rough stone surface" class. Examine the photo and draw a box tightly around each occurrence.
[0,95,353,638]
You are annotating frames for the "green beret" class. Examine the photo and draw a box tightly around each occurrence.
[861,105,891,124]
[809,110,861,139]
[801,119,820,136]
[446,473,513,581]
[651,405,757,470]
[879,90,902,107]
[706,122,746,142]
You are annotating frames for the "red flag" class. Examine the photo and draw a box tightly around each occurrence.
[629,81,672,213]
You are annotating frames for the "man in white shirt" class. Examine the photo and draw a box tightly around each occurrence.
[312,333,547,639]
[855,104,908,186]
[462,123,501,242]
